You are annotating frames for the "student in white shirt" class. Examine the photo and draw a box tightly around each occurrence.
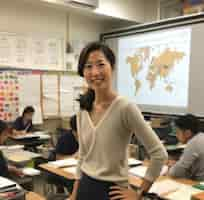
[169,114,204,181]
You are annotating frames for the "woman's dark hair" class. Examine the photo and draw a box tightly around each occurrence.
[77,42,115,112]
[22,106,35,117]
[175,114,200,135]
[78,89,95,112]
[78,41,115,77]
[70,115,77,132]
[0,120,8,135]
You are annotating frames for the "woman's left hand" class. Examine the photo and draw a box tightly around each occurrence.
[109,186,141,200]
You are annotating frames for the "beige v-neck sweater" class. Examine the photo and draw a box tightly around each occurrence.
[76,96,168,185]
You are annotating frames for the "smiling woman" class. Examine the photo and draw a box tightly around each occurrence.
[70,42,168,200]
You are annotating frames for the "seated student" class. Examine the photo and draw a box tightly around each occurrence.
[12,106,35,135]
[55,115,78,160]
[0,120,24,178]
[169,114,204,181]
[46,115,78,193]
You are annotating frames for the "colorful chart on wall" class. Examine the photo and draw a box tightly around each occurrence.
[0,71,19,121]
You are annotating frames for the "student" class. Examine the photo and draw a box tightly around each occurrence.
[13,106,35,135]
[70,42,168,200]
[46,115,79,199]
[169,114,204,181]
[55,115,79,160]
[0,120,24,178]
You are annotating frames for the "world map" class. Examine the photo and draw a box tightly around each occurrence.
[126,48,185,95]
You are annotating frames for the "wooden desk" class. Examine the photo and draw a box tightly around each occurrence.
[9,132,50,149]
[40,163,75,180]
[26,192,45,200]
[129,172,197,190]
[3,149,41,163]
[39,163,197,187]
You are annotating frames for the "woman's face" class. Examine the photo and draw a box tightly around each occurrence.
[83,50,113,92]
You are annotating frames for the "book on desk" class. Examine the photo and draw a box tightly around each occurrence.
[0,176,25,200]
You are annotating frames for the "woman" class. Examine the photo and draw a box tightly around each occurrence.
[13,106,35,135]
[0,120,24,178]
[70,42,168,200]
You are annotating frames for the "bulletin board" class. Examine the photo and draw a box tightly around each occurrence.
[0,69,85,124]
[0,32,65,71]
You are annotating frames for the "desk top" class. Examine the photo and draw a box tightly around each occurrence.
[39,163,197,187]
[26,192,45,200]
[3,149,41,163]
[40,163,75,180]
[10,132,50,141]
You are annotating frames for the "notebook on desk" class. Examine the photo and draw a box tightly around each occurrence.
[166,185,202,200]
[48,158,78,168]
[12,134,40,140]
[129,165,168,178]
[128,158,142,167]
[0,177,17,192]
[0,176,25,200]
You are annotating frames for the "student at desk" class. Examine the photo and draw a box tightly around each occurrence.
[169,114,204,181]
[12,106,35,135]
[0,120,24,178]
[46,115,78,195]
[55,115,79,160]
[70,42,168,200]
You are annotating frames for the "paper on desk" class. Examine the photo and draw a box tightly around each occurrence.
[13,134,39,139]
[63,167,76,174]
[38,134,50,140]
[0,146,7,150]
[128,158,142,166]
[0,176,16,189]
[22,168,41,176]
[6,145,24,150]
[166,185,202,200]
[129,165,168,178]
[149,179,185,196]
[48,158,78,168]
[4,150,40,162]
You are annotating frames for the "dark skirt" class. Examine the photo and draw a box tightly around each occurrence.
[76,173,116,200]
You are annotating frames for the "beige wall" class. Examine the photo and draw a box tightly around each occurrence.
[0,0,67,38]
[68,12,105,42]
[144,0,160,22]
[97,0,158,23]
[97,0,144,22]
[0,0,159,45]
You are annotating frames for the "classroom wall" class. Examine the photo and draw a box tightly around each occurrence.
[68,12,105,42]
[97,0,144,22]
[144,0,160,22]
[97,0,158,23]
[0,0,67,39]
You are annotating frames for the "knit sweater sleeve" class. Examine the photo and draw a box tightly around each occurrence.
[122,102,168,182]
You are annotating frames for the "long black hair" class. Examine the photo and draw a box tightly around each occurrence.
[0,120,8,135]
[70,115,77,132]
[77,41,115,112]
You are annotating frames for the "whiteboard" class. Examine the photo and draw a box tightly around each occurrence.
[60,75,85,117]
[18,72,43,124]
[42,74,59,117]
